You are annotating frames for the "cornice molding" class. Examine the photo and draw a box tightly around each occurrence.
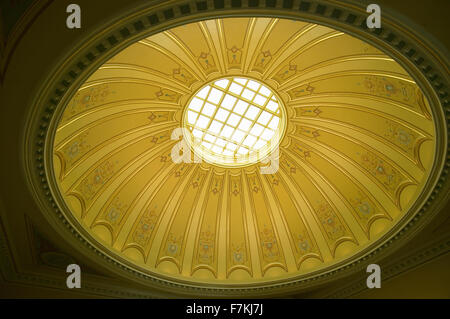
[20,0,449,297]
[0,215,160,298]
[1,213,449,298]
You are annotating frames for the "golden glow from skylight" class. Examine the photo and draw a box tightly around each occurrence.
[183,77,286,166]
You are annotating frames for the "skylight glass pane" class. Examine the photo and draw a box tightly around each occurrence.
[259,85,271,96]
[234,100,248,115]
[254,139,267,149]
[261,128,274,140]
[197,115,209,129]
[201,141,212,149]
[227,113,241,126]
[241,88,255,100]
[266,100,279,112]
[192,128,203,138]
[208,88,224,104]
[253,94,267,106]
[243,135,257,147]
[237,147,249,155]
[250,123,264,136]
[216,108,230,121]
[209,120,223,134]
[245,105,259,120]
[229,83,243,95]
[189,97,203,111]
[221,125,234,138]
[257,111,272,125]
[188,111,198,124]
[197,86,210,99]
[238,118,252,131]
[221,94,237,110]
[268,117,279,130]
[212,145,223,153]
[215,79,229,88]
[216,138,226,147]
[247,80,260,91]
[203,103,216,116]
[204,133,216,143]
[231,130,245,143]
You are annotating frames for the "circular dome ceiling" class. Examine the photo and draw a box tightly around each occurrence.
[52,17,436,288]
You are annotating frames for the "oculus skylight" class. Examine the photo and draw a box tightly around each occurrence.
[183,77,286,166]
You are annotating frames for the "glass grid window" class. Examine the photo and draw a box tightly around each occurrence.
[184,77,285,166]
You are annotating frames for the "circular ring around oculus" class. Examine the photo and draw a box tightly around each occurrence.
[182,76,287,167]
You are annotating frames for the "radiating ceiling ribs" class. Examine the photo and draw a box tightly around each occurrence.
[293,116,428,176]
[51,17,437,287]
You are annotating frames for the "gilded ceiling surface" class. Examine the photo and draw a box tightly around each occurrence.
[52,18,436,286]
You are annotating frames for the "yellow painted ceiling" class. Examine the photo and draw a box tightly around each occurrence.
[52,17,436,286]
